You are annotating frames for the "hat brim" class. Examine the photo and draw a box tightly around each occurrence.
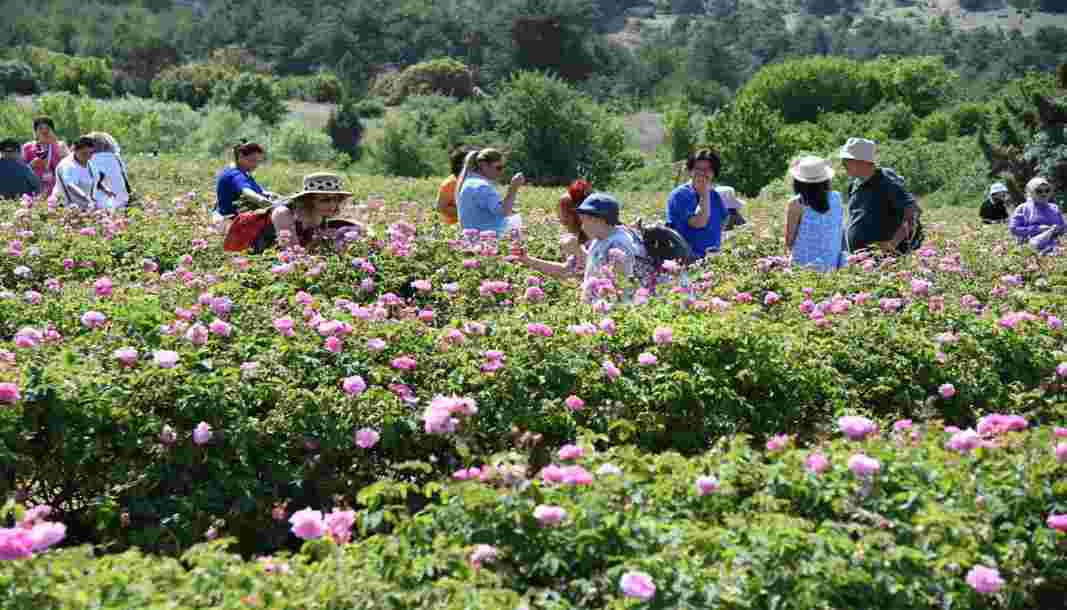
[790,167,835,183]
[289,190,353,202]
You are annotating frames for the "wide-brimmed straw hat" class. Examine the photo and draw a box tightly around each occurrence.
[288,173,352,205]
[790,155,834,183]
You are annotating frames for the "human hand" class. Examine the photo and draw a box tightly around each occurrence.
[30,157,46,171]
[693,174,710,197]
[510,173,525,190]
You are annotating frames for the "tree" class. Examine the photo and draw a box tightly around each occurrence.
[704,97,790,195]
[211,73,289,126]
[326,97,365,159]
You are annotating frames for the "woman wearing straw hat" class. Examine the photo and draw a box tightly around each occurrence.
[784,155,845,272]
[251,172,360,253]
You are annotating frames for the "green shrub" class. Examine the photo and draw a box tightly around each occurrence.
[370,58,475,105]
[737,56,883,124]
[435,99,498,150]
[151,62,237,109]
[495,71,636,185]
[29,93,198,154]
[326,99,365,160]
[664,99,697,162]
[190,106,270,157]
[272,119,335,163]
[279,71,344,103]
[13,46,113,98]
[0,60,38,95]
[211,72,289,126]
[704,97,791,194]
[870,56,959,117]
[915,111,956,142]
[354,98,386,119]
[950,101,993,136]
[367,114,442,177]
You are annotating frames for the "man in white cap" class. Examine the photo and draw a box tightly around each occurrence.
[838,137,921,254]
[980,182,1012,224]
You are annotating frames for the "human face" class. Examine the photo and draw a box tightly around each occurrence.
[479,159,504,180]
[239,152,264,172]
[35,124,56,144]
[578,213,611,240]
[992,192,1009,204]
[841,158,874,179]
[313,195,343,217]
[690,160,715,180]
[1033,184,1053,202]
[73,145,94,164]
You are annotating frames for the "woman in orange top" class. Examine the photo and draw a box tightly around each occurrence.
[437,147,473,224]
[559,179,592,245]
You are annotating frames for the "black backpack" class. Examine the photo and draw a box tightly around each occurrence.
[624,221,693,287]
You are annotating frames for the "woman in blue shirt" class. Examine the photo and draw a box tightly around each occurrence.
[455,148,525,235]
[214,142,275,220]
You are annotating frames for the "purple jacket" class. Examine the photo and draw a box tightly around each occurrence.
[1010,200,1064,251]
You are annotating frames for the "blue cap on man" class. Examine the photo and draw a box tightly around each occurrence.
[575,192,621,225]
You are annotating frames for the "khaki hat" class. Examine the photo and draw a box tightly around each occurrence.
[790,155,835,183]
[287,173,352,205]
[988,182,1009,196]
[838,138,877,163]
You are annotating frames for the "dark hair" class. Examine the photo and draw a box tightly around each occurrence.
[793,179,830,214]
[72,136,96,151]
[233,142,265,163]
[449,146,474,177]
[686,148,721,175]
[32,116,55,132]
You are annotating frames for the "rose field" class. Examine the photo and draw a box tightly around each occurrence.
[1,157,1067,609]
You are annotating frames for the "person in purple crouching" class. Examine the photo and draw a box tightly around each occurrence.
[1010,176,1064,253]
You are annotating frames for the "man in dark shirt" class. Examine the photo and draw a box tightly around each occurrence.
[0,138,41,199]
[838,137,920,254]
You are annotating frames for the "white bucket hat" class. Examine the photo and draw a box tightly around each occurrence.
[287,172,352,205]
[838,137,877,163]
[988,182,1009,196]
[789,155,834,183]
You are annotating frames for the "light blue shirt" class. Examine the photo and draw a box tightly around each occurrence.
[458,173,507,235]
[792,191,845,272]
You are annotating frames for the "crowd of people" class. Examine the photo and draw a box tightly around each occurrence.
[0,117,133,210]
[1,114,1063,300]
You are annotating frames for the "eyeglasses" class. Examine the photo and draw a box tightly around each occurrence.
[492,164,504,172]
[1035,187,1052,196]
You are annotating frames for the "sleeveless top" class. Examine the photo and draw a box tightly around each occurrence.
[792,191,845,272]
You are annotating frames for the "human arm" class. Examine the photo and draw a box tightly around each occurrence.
[437,179,456,220]
[882,184,920,250]
[1009,205,1042,239]
[57,164,90,202]
[687,176,712,228]
[784,198,803,251]
[499,173,524,217]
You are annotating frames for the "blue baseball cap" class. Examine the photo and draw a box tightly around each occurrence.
[575,192,620,225]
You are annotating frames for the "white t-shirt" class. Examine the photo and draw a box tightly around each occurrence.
[89,152,130,209]
[583,227,645,302]
[51,155,95,209]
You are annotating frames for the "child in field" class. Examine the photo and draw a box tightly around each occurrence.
[437,146,474,225]
[715,185,747,231]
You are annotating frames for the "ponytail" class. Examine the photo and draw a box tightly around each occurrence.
[455,150,481,195]
[233,141,264,164]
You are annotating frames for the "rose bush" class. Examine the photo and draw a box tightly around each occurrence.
[0,156,1065,607]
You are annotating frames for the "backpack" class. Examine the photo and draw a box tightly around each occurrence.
[625,221,693,288]
[223,208,273,252]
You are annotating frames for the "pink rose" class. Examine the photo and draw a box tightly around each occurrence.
[765,434,790,453]
[805,452,830,475]
[838,416,878,441]
[192,422,212,445]
[619,571,656,600]
[965,565,1004,594]
[638,352,658,366]
[113,347,138,367]
[354,428,379,449]
[342,376,367,397]
[533,505,567,527]
[469,544,499,568]
[847,454,881,477]
[153,350,179,369]
[558,444,584,460]
[289,508,326,540]
[391,356,417,370]
[80,310,107,329]
[208,319,232,337]
[1055,443,1067,463]
[938,383,956,399]
[564,395,585,411]
[0,383,21,405]
[325,509,356,544]
[695,475,719,496]
[653,326,674,345]
[1048,513,1067,532]
[94,277,113,297]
